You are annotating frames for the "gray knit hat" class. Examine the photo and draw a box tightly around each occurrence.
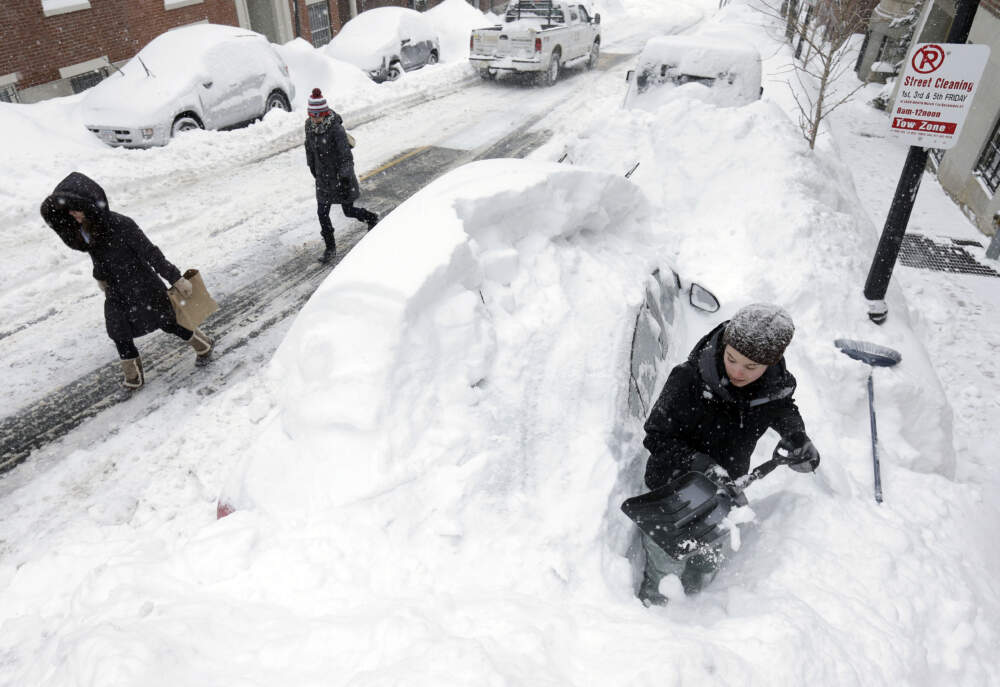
[722,303,794,365]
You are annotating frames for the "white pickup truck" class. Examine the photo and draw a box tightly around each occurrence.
[469,0,601,85]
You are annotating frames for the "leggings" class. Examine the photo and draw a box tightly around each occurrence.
[113,322,192,360]
[317,198,378,243]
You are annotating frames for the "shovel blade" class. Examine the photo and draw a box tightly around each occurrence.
[622,472,736,558]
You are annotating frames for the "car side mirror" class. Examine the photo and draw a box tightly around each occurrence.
[401,38,411,45]
[594,13,601,23]
[688,283,720,313]
[625,69,634,82]
[202,80,213,89]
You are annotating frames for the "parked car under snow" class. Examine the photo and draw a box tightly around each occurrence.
[79,24,295,148]
[324,7,440,82]
[623,35,762,110]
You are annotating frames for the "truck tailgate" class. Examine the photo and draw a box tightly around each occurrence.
[472,28,500,56]
[496,30,537,60]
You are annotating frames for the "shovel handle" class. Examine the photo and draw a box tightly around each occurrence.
[734,458,780,490]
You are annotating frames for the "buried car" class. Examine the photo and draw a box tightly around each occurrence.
[79,24,294,148]
[214,158,719,519]
[324,7,440,83]
[623,34,762,110]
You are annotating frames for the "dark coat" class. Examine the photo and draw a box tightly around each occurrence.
[304,112,360,205]
[40,172,183,342]
[643,322,806,488]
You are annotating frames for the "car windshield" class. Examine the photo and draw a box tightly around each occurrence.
[120,25,255,76]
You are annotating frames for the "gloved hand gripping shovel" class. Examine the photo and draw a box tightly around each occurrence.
[621,446,804,558]
[834,338,901,504]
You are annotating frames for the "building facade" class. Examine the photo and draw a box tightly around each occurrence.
[0,0,478,104]
[854,0,922,84]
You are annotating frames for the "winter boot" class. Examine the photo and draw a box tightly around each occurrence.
[365,213,379,232]
[121,357,144,390]
[680,550,720,595]
[319,238,336,264]
[188,328,214,366]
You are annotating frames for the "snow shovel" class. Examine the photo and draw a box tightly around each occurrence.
[621,446,800,558]
[834,338,902,504]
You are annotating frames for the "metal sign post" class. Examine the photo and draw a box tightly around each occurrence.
[862,0,985,324]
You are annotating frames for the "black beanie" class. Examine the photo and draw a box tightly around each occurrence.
[722,303,794,365]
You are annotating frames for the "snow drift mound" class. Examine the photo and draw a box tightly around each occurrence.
[221,160,662,539]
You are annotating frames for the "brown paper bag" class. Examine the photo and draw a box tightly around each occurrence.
[168,268,219,331]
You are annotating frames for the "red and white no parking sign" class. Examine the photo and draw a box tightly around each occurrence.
[889,43,990,149]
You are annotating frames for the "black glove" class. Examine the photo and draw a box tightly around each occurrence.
[779,432,820,473]
[688,452,736,489]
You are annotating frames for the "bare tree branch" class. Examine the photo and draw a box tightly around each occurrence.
[752,0,876,148]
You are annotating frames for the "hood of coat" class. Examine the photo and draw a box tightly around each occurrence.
[40,172,112,252]
[689,322,796,407]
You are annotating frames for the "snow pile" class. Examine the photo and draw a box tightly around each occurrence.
[425,0,496,61]
[222,159,660,515]
[276,38,382,110]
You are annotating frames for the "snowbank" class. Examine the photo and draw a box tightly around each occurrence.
[221,159,661,516]
[426,0,496,61]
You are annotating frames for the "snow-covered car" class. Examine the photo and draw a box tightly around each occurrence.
[215,158,719,519]
[79,24,295,149]
[470,0,601,84]
[324,7,440,83]
[623,35,762,110]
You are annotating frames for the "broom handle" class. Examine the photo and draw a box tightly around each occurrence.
[868,369,883,504]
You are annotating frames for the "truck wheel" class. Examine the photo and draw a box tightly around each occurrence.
[544,51,561,86]
[587,41,600,70]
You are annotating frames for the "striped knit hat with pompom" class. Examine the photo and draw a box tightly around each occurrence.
[307,88,330,117]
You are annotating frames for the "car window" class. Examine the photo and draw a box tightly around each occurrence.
[578,6,591,22]
[569,9,578,21]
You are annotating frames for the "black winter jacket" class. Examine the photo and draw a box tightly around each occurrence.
[643,322,806,488]
[304,113,360,205]
[40,172,183,341]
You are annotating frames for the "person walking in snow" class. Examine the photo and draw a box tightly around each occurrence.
[638,303,820,604]
[304,88,379,264]
[40,172,213,390]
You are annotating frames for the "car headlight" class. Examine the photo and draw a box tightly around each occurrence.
[141,128,155,139]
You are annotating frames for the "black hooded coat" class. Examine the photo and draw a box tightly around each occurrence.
[304,112,361,205]
[643,322,806,489]
[40,172,183,342]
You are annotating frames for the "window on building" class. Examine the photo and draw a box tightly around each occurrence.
[70,68,107,94]
[929,148,945,169]
[975,118,1000,194]
[41,0,91,18]
[0,83,19,103]
[308,1,332,47]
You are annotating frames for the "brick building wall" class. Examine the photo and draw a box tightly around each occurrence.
[0,0,238,96]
